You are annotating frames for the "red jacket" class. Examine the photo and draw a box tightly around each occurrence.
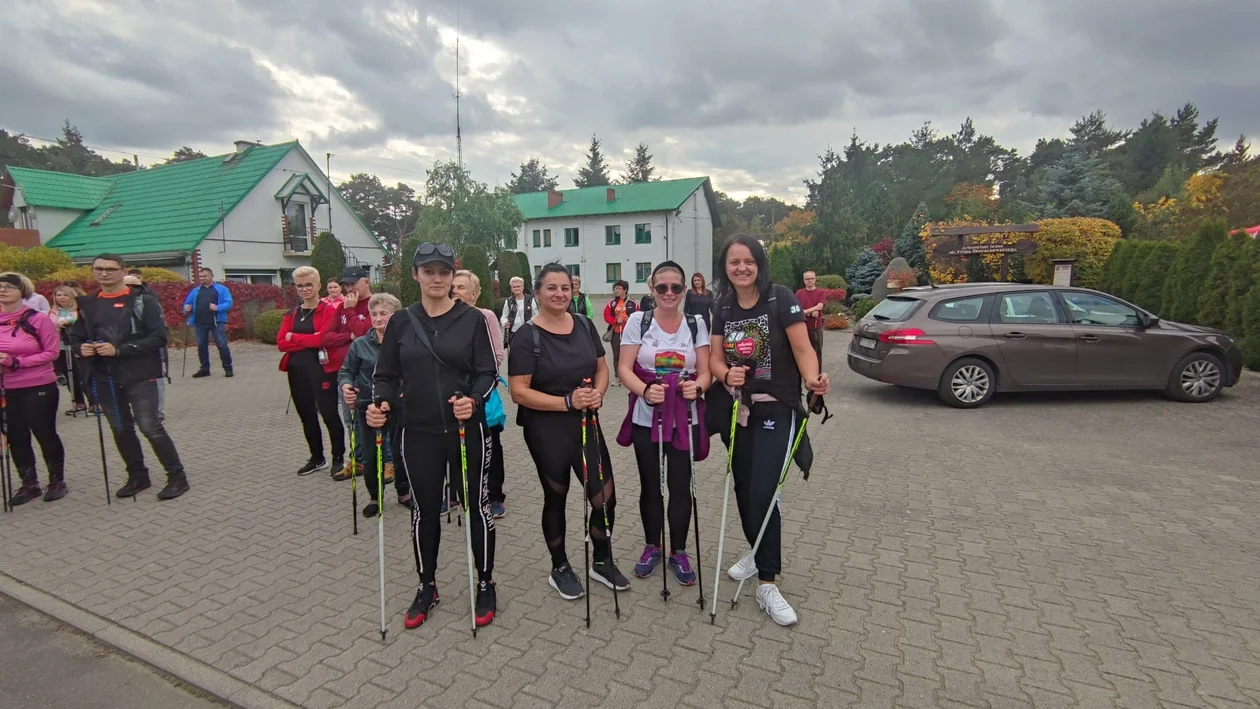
[340,297,372,339]
[277,301,352,373]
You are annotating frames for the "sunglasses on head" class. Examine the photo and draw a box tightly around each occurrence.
[415,243,454,258]
[653,283,685,295]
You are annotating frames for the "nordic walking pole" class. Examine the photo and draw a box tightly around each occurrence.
[709,393,739,623]
[579,394,592,629]
[454,392,477,637]
[1,371,10,513]
[657,389,670,603]
[729,393,820,608]
[585,379,620,620]
[89,376,112,506]
[373,396,388,641]
[688,398,705,610]
[181,324,189,377]
[349,407,359,536]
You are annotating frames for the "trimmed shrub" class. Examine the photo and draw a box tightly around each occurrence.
[461,248,495,309]
[309,231,346,297]
[1197,231,1248,330]
[1116,241,1154,303]
[852,298,877,320]
[497,251,520,294]
[1099,239,1130,294]
[1226,237,1260,337]
[1131,242,1181,315]
[768,242,795,288]
[815,274,847,290]
[515,251,533,287]
[823,313,850,330]
[398,236,422,306]
[0,244,75,281]
[924,217,1120,289]
[1241,275,1260,371]
[253,309,288,345]
[1163,219,1227,323]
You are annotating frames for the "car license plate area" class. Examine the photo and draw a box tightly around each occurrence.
[859,337,877,349]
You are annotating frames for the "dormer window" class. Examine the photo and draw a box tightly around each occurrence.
[286,201,308,237]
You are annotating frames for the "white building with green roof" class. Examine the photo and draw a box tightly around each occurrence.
[513,178,720,296]
[3,140,386,285]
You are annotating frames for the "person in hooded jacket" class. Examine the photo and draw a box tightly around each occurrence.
[367,243,499,631]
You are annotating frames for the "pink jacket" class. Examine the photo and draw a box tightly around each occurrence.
[0,306,59,389]
[479,308,505,368]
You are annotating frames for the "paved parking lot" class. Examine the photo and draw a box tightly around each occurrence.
[2,333,1259,708]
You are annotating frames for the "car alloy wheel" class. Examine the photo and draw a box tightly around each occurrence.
[1180,359,1221,399]
[951,365,990,404]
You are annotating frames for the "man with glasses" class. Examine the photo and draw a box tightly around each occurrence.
[795,270,827,371]
[70,254,190,500]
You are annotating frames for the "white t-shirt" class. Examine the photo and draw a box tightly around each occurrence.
[620,310,710,427]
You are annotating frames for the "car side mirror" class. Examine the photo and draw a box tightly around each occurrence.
[1138,312,1159,328]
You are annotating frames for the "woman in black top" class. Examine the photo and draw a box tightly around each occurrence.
[708,234,828,627]
[685,272,714,329]
[509,263,630,601]
[367,243,499,631]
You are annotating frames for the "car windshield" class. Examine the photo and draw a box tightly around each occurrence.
[866,296,920,321]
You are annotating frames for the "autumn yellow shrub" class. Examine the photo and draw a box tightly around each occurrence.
[920,217,1120,289]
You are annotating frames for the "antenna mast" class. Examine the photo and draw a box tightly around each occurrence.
[454,8,464,169]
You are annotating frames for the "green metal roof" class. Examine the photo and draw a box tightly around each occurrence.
[514,177,716,220]
[274,172,327,203]
[7,166,113,210]
[45,142,295,258]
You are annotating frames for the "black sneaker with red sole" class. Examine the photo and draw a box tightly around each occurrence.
[475,581,497,628]
[404,584,439,629]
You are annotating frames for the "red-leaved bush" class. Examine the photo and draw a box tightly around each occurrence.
[818,287,847,303]
[36,280,299,344]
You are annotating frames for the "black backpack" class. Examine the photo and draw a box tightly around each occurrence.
[8,309,41,340]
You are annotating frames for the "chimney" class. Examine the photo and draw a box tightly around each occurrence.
[547,190,563,209]
[233,140,260,154]
[606,187,616,202]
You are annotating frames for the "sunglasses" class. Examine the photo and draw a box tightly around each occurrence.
[415,243,454,258]
[653,283,685,295]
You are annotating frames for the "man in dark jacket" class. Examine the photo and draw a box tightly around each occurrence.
[71,254,189,500]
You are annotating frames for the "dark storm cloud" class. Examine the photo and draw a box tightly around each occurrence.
[2,0,1257,198]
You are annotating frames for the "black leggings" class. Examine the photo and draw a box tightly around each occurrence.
[356,405,409,502]
[286,365,345,461]
[523,411,616,569]
[52,350,86,407]
[487,425,505,504]
[4,384,65,478]
[398,424,495,585]
[731,407,800,583]
[630,424,692,553]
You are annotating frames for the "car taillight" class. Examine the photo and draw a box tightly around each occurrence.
[879,328,935,345]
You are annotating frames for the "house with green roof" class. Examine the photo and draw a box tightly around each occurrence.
[513,177,720,295]
[3,140,385,285]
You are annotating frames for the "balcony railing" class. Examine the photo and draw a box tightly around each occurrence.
[284,235,310,254]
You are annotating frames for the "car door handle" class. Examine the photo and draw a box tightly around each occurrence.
[1078,335,1101,343]
[1003,332,1027,339]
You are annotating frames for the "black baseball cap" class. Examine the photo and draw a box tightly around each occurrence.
[339,266,369,284]
[412,242,456,270]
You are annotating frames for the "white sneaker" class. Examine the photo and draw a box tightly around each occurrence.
[727,550,757,581]
[757,584,798,626]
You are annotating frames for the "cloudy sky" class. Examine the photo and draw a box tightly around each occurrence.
[3,0,1258,203]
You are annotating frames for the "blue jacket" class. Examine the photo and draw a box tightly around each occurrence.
[183,283,233,325]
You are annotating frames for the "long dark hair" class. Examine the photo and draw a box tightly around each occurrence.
[690,272,707,294]
[712,233,770,302]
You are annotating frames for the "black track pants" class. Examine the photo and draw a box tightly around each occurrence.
[731,408,799,582]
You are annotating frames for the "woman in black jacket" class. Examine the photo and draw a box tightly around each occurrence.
[367,243,499,631]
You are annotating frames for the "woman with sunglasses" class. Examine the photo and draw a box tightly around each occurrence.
[709,234,829,627]
[277,266,350,477]
[616,261,710,585]
[510,263,629,602]
[367,243,499,630]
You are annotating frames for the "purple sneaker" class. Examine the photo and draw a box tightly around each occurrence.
[669,552,698,586]
[634,545,662,578]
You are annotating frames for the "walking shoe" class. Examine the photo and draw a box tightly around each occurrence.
[296,458,327,476]
[590,559,631,591]
[65,404,88,416]
[116,480,152,498]
[548,564,585,600]
[728,550,758,581]
[383,463,395,483]
[8,483,43,507]
[634,545,663,578]
[669,552,698,586]
[397,492,412,508]
[57,374,68,387]
[404,584,439,629]
[224,369,234,378]
[490,501,506,519]
[362,502,380,518]
[475,581,497,627]
[43,481,68,502]
[329,457,347,479]
[191,370,210,378]
[756,583,798,626]
[157,476,189,500]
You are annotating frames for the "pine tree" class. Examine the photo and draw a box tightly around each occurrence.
[621,142,656,183]
[573,134,612,188]
[507,158,559,194]
[893,201,929,277]
[768,243,795,288]
[1039,147,1126,218]
[1197,232,1246,330]
[309,231,346,297]
[1162,219,1227,323]
[845,248,884,295]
